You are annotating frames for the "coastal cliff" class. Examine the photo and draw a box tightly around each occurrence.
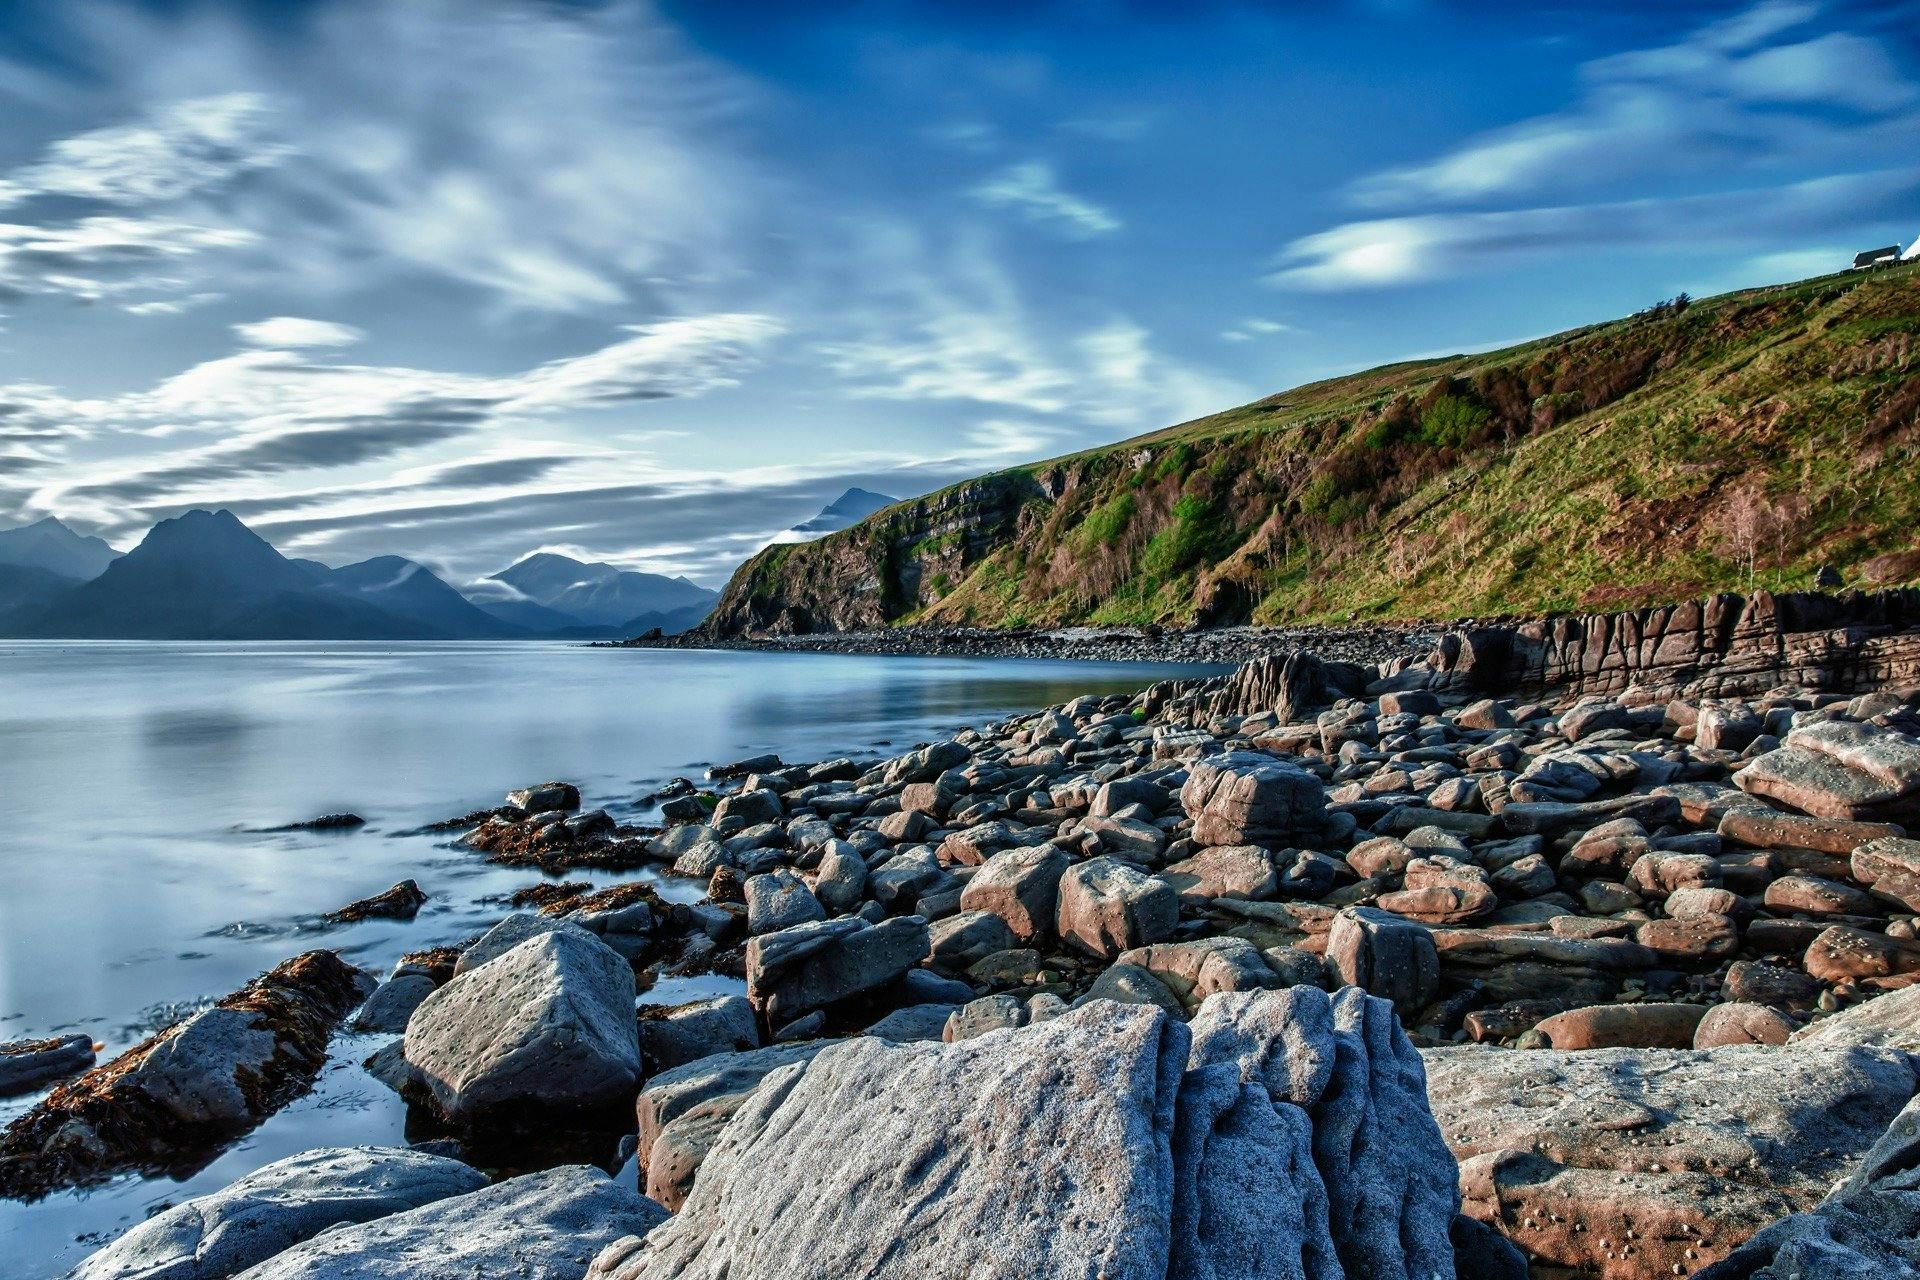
[707,263,1920,636]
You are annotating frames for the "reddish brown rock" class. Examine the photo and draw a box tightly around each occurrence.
[1533,1002,1708,1050]
[1804,925,1920,983]
[1693,1002,1796,1048]
[1762,874,1879,917]
[1636,914,1740,962]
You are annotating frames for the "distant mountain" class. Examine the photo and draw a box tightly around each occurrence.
[485,552,717,630]
[779,488,897,540]
[325,556,519,638]
[0,516,121,581]
[6,510,497,640]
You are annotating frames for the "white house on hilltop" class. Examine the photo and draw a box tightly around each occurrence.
[1854,244,1901,269]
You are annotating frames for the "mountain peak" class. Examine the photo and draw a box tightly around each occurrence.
[782,487,899,539]
[0,513,123,582]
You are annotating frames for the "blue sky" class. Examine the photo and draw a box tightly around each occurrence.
[0,0,1915,586]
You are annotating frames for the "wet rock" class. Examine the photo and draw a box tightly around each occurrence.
[1055,856,1179,958]
[0,1034,94,1097]
[506,781,581,814]
[236,1165,664,1280]
[352,974,436,1035]
[268,812,367,832]
[325,879,428,925]
[402,930,641,1125]
[71,1146,486,1280]
[744,916,930,1026]
[0,951,372,1198]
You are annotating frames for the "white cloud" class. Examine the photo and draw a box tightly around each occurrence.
[233,317,365,349]
[0,0,768,314]
[1349,1,1920,212]
[18,312,785,525]
[0,215,254,303]
[969,161,1121,239]
[0,92,287,210]
[1220,317,1297,342]
[1271,168,1920,290]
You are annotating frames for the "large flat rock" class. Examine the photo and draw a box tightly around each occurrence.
[1424,1042,1919,1279]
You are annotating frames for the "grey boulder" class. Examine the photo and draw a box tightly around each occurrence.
[72,1146,485,1280]
[403,930,640,1123]
[597,987,1461,1280]
[234,1164,664,1280]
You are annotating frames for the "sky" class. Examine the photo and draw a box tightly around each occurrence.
[0,0,1916,588]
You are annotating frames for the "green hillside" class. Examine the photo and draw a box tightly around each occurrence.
[707,262,1920,635]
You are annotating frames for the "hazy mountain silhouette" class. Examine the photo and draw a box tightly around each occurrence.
[486,552,717,629]
[0,516,122,581]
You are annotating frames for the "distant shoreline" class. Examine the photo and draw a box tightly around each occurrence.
[602,622,1435,668]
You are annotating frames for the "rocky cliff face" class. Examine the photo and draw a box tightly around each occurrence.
[706,473,1046,635]
[707,264,1920,636]
[1429,589,1920,700]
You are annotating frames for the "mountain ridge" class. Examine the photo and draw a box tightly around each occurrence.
[705,262,1920,636]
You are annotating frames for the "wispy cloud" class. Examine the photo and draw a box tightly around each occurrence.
[233,316,365,349]
[969,161,1121,239]
[1277,0,1920,290]
[20,312,784,524]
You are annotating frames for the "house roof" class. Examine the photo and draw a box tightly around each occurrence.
[1854,246,1901,267]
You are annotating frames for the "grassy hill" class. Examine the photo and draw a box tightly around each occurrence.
[707,262,1920,635]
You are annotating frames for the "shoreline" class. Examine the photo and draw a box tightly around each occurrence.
[605,622,1439,668]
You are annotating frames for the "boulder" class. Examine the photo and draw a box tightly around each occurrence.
[1853,836,1920,912]
[1160,844,1278,902]
[324,880,428,924]
[1425,1041,1919,1279]
[507,781,580,814]
[351,974,437,1034]
[1180,751,1338,848]
[234,1165,664,1280]
[598,988,1460,1280]
[1113,938,1279,1009]
[744,916,930,1026]
[635,1042,833,1165]
[638,995,758,1073]
[1376,857,1497,925]
[0,1033,94,1096]
[1737,724,1920,822]
[1694,1002,1796,1048]
[809,842,868,914]
[455,913,598,976]
[1791,985,1920,1053]
[743,869,825,935]
[1326,907,1440,1011]
[1532,1002,1708,1050]
[927,910,1018,970]
[0,951,373,1198]
[1055,857,1179,958]
[72,1146,486,1280]
[958,844,1068,943]
[403,931,641,1123]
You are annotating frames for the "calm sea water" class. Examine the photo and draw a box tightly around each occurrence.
[0,641,1217,1275]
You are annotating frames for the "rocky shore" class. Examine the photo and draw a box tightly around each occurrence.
[16,586,1920,1279]
[610,621,1433,667]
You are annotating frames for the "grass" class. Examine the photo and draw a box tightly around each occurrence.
[711,261,1920,632]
